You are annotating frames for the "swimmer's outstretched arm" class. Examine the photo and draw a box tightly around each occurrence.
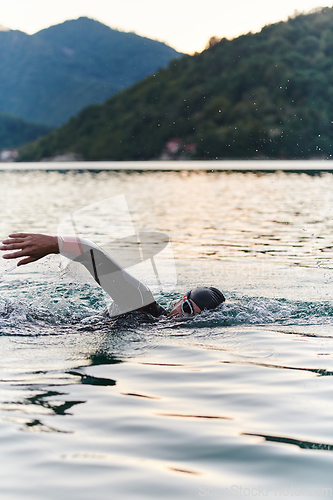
[1,233,155,315]
[1,233,59,266]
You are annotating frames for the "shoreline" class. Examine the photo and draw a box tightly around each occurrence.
[1,159,333,172]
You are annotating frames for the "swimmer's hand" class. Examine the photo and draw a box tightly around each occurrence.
[0,233,59,266]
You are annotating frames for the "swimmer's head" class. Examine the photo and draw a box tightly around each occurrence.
[168,286,225,317]
[187,286,225,311]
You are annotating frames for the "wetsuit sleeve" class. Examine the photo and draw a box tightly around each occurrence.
[58,236,155,316]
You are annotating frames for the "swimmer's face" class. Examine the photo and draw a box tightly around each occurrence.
[168,295,201,317]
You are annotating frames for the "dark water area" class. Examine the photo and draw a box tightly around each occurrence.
[1,167,333,499]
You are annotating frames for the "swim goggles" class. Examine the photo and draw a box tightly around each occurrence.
[181,295,195,315]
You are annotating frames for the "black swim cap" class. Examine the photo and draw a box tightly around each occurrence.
[187,287,225,311]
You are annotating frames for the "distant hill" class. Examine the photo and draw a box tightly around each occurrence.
[0,113,51,150]
[18,7,333,161]
[0,17,181,127]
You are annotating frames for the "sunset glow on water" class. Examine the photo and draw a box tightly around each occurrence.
[1,166,333,498]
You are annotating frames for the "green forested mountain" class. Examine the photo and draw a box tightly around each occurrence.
[0,17,181,127]
[18,8,333,161]
[0,114,51,150]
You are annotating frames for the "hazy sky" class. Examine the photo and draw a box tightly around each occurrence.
[0,0,332,53]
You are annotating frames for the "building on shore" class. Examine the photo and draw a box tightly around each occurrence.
[0,149,18,162]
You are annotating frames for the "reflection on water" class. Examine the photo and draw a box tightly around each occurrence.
[1,170,333,270]
[244,433,333,452]
[68,370,116,387]
[1,169,333,497]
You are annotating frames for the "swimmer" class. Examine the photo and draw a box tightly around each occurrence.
[0,233,225,318]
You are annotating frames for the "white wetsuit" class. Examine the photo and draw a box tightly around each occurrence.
[58,236,167,318]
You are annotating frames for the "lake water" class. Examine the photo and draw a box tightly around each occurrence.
[1,163,333,499]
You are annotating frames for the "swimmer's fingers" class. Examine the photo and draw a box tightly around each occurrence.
[2,233,30,242]
[17,256,37,267]
[1,234,32,247]
[2,251,38,266]
[2,234,58,252]
[1,233,59,265]
[1,241,27,250]
[0,241,32,255]
[1,248,31,259]
[8,233,32,237]
[7,233,32,240]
